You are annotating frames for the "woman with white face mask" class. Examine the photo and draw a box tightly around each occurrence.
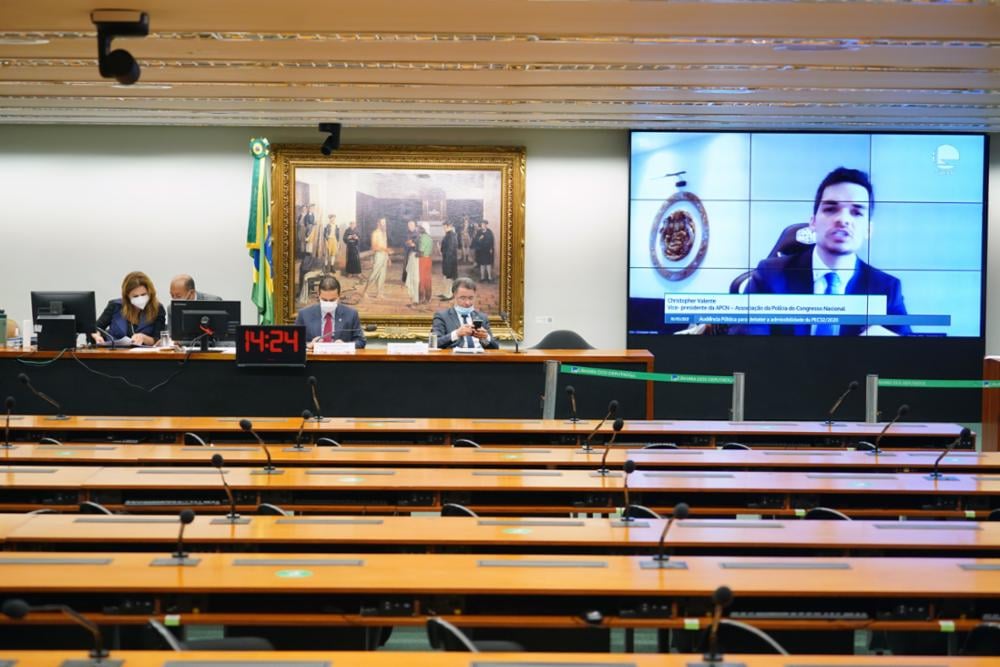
[93,271,166,346]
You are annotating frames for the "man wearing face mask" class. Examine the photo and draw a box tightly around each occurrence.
[294,275,367,349]
[430,277,499,350]
[93,271,166,346]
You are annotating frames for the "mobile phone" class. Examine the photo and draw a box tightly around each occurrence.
[472,319,483,329]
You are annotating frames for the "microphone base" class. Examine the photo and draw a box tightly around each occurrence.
[565,417,582,424]
[924,473,959,481]
[823,420,847,427]
[62,659,124,667]
[45,414,71,421]
[863,451,896,457]
[639,559,688,570]
[688,661,746,667]
[210,515,251,525]
[283,446,315,453]
[610,519,651,528]
[251,468,285,475]
[575,445,599,454]
[589,470,623,478]
[149,556,201,567]
[311,416,332,423]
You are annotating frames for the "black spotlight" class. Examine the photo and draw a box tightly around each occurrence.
[319,123,342,155]
[92,10,150,86]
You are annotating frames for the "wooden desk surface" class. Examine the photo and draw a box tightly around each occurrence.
[2,443,996,471]
[68,465,1000,496]
[4,414,965,441]
[5,652,996,667]
[5,513,999,553]
[0,551,995,597]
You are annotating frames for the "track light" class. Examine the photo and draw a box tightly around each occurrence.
[319,123,342,155]
[92,10,149,86]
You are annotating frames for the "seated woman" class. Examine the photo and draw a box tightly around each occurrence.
[93,271,166,346]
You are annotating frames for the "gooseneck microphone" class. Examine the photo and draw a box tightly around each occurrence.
[2,396,14,449]
[620,459,636,522]
[653,502,689,563]
[17,372,68,421]
[581,399,618,453]
[870,403,910,454]
[824,380,859,425]
[306,376,330,422]
[293,409,313,449]
[926,427,971,481]
[595,417,625,475]
[211,454,240,522]
[704,585,734,664]
[565,385,579,423]
[173,509,196,560]
[239,418,281,474]
[2,598,108,660]
[499,311,520,353]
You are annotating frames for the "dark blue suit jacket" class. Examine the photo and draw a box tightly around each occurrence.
[294,303,366,348]
[744,250,910,336]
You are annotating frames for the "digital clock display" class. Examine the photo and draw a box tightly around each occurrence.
[236,325,307,367]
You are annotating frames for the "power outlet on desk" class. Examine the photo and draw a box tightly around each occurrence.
[401,493,435,507]
[361,600,414,617]
[103,599,155,615]
[620,601,671,619]
[877,603,929,621]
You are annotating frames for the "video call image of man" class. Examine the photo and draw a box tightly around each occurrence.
[743,167,910,337]
[169,274,221,302]
[431,277,499,350]
[294,275,367,349]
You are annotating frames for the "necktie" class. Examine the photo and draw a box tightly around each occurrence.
[462,314,474,348]
[322,312,333,342]
[814,272,841,336]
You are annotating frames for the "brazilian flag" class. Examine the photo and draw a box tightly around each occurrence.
[246,138,274,324]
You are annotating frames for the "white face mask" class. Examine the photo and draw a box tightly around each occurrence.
[130,295,150,310]
[320,300,338,314]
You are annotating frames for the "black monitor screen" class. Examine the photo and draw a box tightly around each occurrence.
[170,300,241,343]
[30,291,97,335]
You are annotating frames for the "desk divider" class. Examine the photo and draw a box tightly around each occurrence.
[305,469,397,476]
[216,418,287,422]
[74,517,180,524]
[959,564,1000,571]
[62,660,124,667]
[472,663,636,667]
[472,471,562,477]
[471,419,544,423]
[210,517,252,525]
[150,557,201,567]
[478,559,608,568]
[83,416,154,421]
[785,664,949,667]
[805,473,898,480]
[314,447,412,453]
[971,476,1000,481]
[0,557,113,565]
[610,520,651,528]
[276,518,384,525]
[638,560,688,570]
[346,419,416,423]
[763,451,843,456]
[625,449,702,455]
[720,562,851,570]
[232,558,364,567]
[478,519,586,527]
[0,467,56,473]
[906,452,979,457]
[138,469,225,475]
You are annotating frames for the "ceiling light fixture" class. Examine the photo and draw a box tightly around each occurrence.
[91,9,149,85]
[318,122,341,155]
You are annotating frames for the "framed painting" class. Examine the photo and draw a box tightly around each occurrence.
[270,144,525,340]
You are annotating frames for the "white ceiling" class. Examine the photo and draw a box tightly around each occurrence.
[0,0,997,130]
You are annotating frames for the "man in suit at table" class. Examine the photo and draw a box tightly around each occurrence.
[430,277,499,350]
[294,275,367,349]
[169,274,222,301]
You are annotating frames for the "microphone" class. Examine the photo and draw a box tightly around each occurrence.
[595,417,625,475]
[620,459,636,522]
[293,409,313,450]
[565,385,579,423]
[499,311,520,353]
[2,396,14,449]
[18,372,68,421]
[306,376,330,422]
[580,399,619,453]
[95,325,118,349]
[869,403,910,454]
[239,418,281,474]
[210,454,246,523]
[824,380,859,425]
[173,509,196,560]
[649,502,689,566]
[2,598,108,660]
[926,427,971,481]
[703,585,734,664]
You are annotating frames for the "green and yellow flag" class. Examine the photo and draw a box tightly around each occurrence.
[246,138,274,324]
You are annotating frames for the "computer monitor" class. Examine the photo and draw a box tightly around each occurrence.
[170,300,241,351]
[30,291,97,335]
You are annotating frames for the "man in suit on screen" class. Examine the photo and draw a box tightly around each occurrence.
[744,167,910,336]
[294,275,366,349]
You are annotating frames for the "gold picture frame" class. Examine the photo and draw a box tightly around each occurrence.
[270,144,525,339]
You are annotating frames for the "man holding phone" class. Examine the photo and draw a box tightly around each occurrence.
[430,277,499,350]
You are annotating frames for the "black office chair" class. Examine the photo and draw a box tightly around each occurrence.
[960,623,1000,655]
[147,619,275,651]
[804,507,852,521]
[25,508,57,515]
[256,503,292,517]
[426,617,523,652]
[641,442,679,450]
[715,621,789,655]
[530,330,594,350]
[441,503,478,518]
[79,501,114,515]
[624,504,661,520]
[721,442,751,450]
[730,223,812,294]
[856,441,878,452]
[987,508,1000,521]
[183,432,210,447]
[316,437,341,447]
[453,438,481,449]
